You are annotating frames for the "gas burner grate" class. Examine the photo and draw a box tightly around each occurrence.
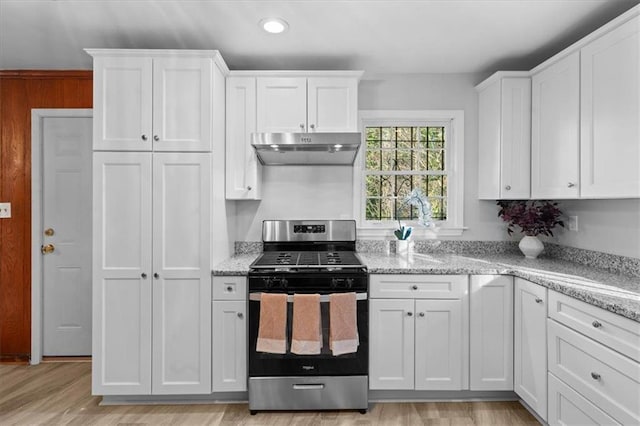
[252,251,364,268]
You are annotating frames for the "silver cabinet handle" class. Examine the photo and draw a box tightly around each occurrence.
[505,185,511,190]
[141,134,148,141]
[592,320,602,328]
[247,186,252,191]
[299,124,305,130]
[310,124,315,130]
[412,285,418,290]
[237,312,243,319]
[141,273,147,279]
[407,311,413,317]
[153,273,159,279]
[418,312,425,317]
[567,182,575,188]
[591,372,601,381]
[153,135,160,142]
[535,298,543,304]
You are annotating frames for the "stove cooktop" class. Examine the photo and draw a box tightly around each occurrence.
[250,251,364,269]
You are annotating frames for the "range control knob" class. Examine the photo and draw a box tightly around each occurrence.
[280,278,288,288]
[346,278,354,288]
[263,278,273,288]
[331,278,339,288]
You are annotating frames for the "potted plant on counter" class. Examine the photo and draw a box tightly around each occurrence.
[497,200,565,259]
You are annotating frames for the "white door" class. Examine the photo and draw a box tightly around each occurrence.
[256,77,307,132]
[307,77,358,132]
[152,57,212,152]
[369,299,415,390]
[92,152,153,395]
[42,116,93,356]
[212,300,247,392]
[470,275,514,391]
[151,153,212,394]
[414,299,464,390]
[92,56,153,151]
[531,52,580,198]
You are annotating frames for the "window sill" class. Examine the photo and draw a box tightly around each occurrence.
[357,226,466,239]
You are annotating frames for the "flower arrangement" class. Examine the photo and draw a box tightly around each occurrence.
[497,200,565,237]
[394,189,433,240]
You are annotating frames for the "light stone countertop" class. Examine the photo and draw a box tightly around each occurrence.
[212,252,640,322]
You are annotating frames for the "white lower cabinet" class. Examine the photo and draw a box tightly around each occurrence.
[469,275,514,391]
[369,275,468,391]
[92,152,212,395]
[212,276,247,392]
[514,278,547,420]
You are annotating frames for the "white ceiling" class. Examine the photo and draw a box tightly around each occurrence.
[1,0,638,77]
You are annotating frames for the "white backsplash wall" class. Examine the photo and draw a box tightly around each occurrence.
[234,165,354,241]
[555,199,640,259]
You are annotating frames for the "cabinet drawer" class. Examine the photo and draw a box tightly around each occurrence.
[548,373,620,426]
[370,275,467,299]
[548,291,640,362]
[548,320,640,425]
[212,276,247,300]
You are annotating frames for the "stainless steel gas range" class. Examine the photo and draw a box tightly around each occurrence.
[247,220,368,414]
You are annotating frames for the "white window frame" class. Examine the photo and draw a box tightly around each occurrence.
[354,110,465,238]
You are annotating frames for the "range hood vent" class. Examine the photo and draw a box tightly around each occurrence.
[251,132,361,165]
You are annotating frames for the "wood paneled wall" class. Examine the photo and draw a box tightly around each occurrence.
[0,71,92,359]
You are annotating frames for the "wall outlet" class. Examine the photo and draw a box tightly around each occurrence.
[568,215,578,232]
[0,202,11,219]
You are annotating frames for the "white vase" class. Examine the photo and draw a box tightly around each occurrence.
[396,240,413,255]
[519,235,543,259]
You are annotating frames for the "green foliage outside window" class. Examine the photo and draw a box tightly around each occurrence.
[365,126,447,222]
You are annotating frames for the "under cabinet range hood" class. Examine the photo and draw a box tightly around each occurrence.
[251,132,361,165]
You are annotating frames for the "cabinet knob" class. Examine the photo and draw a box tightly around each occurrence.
[153,135,160,142]
[237,312,244,319]
[141,273,147,279]
[535,298,543,304]
[412,285,418,290]
[590,372,601,381]
[592,320,602,328]
[154,273,159,279]
[226,286,233,292]
[310,124,315,130]
[567,182,575,188]
[141,134,148,141]
[300,124,305,131]
[505,185,511,190]
[247,186,252,191]
[407,311,413,317]
[418,312,425,317]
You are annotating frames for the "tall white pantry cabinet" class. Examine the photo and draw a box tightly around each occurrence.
[88,49,228,396]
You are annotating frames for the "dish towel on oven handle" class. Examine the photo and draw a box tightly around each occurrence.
[329,292,359,356]
[256,292,288,354]
[291,293,322,355]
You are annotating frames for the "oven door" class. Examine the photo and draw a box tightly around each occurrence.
[248,291,368,377]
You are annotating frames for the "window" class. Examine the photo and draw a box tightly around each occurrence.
[355,111,464,237]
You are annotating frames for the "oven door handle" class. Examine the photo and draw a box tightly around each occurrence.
[292,383,325,390]
[248,292,367,302]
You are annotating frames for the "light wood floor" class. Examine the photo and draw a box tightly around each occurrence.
[0,362,539,425]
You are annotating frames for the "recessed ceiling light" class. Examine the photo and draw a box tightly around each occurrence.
[260,18,289,34]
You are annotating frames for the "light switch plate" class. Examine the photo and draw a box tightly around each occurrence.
[568,215,578,231]
[0,202,11,218]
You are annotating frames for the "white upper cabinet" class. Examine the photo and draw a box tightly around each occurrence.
[255,73,361,133]
[580,15,640,198]
[477,73,531,199]
[531,51,581,199]
[88,49,227,152]
[226,76,261,200]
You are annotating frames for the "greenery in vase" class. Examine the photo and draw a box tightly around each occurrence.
[497,200,565,237]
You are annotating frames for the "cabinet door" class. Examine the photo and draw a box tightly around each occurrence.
[151,153,212,394]
[531,52,580,198]
[514,278,547,421]
[307,77,358,132]
[581,16,640,198]
[226,76,261,199]
[152,57,213,152]
[369,299,414,390]
[212,300,247,392]
[414,299,465,390]
[256,77,307,132]
[470,275,514,390]
[93,56,153,151]
[92,152,152,395]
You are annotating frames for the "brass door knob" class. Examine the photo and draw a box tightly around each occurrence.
[41,244,55,254]
[44,228,55,236]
